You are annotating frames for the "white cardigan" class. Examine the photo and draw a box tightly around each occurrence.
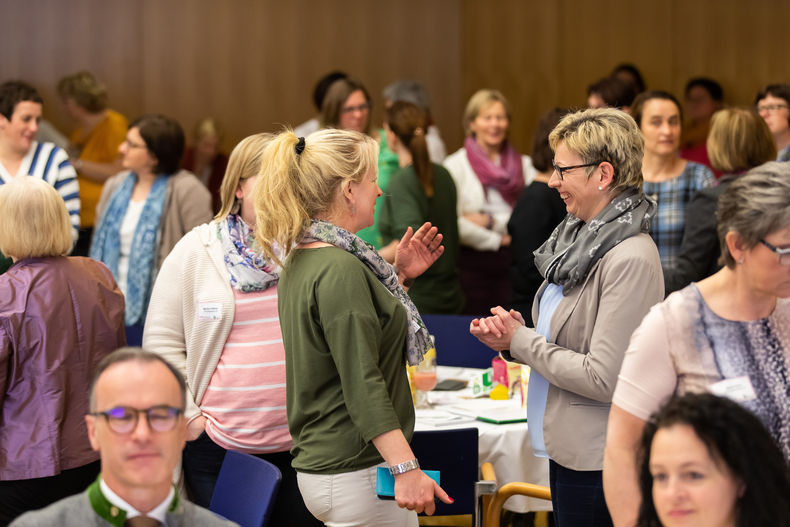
[443,147,536,251]
[143,222,236,422]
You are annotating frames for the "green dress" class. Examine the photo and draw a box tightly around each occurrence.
[378,163,464,314]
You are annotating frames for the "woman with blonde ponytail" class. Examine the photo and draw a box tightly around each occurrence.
[378,101,463,314]
[254,128,452,526]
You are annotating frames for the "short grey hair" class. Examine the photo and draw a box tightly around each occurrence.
[717,161,790,268]
[382,80,432,111]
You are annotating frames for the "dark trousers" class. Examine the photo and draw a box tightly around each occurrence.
[73,227,93,257]
[0,460,100,526]
[125,324,144,346]
[183,432,323,527]
[549,460,613,527]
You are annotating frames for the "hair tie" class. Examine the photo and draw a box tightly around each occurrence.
[295,136,306,155]
[413,127,424,136]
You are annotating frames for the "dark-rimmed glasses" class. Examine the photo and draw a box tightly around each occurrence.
[90,405,183,434]
[756,103,789,113]
[551,161,601,181]
[760,239,790,266]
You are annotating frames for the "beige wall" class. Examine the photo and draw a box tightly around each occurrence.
[2,0,789,156]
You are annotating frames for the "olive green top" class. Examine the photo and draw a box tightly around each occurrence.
[278,246,414,474]
[379,163,463,314]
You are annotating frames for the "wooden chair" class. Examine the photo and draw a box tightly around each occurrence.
[480,462,551,527]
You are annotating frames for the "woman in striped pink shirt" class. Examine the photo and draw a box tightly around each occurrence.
[143,133,322,526]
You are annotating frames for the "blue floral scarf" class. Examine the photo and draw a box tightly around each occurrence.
[301,219,431,366]
[217,214,280,292]
[90,172,167,325]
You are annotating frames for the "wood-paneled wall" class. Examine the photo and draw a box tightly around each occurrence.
[2,0,789,156]
[462,0,790,152]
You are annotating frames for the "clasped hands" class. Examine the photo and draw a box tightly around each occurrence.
[469,306,526,351]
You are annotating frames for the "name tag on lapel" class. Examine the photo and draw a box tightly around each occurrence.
[198,302,222,320]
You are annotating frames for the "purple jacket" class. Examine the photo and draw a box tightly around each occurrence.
[0,257,126,480]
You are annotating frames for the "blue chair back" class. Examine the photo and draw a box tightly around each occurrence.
[410,428,479,516]
[421,314,498,369]
[209,450,282,527]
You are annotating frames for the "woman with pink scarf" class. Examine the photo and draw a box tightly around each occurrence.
[444,89,536,314]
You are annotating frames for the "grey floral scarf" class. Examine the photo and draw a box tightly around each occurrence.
[301,219,431,366]
[533,188,656,294]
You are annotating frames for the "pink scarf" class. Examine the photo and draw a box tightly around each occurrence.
[464,136,524,207]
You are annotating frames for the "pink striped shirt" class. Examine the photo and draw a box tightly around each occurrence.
[201,287,292,453]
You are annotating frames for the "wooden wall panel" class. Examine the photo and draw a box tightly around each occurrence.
[2,0,789,158]
[461,0,790,153]
[0,0,463,152]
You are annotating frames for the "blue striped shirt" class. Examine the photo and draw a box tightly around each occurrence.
[0,141,80,243]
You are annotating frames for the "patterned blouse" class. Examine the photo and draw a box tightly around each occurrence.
[614,284,790,461]
[643,161,714,268]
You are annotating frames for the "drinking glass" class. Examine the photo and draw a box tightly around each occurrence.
[413,347,437,409]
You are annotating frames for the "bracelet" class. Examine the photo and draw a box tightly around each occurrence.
[388,458,420,475]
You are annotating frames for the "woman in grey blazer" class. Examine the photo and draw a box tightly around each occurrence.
[471,108,664,527]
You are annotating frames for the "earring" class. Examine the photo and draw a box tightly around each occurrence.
[598,186,603,191]
[738,258,744,264]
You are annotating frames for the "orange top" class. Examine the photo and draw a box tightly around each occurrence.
[70,109,128,227]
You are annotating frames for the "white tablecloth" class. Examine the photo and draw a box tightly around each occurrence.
[414,366,551,513]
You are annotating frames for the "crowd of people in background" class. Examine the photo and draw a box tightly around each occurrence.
[1,62,790,527]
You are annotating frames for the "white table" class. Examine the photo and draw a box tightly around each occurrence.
[414,366,551,513]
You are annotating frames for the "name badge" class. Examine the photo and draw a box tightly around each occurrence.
[708,376,757,403]
[198,302,222,320]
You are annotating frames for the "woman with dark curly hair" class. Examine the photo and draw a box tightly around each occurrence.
[637,393,790,527]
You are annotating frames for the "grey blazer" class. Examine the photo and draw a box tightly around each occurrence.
[10,490,239,527]
[504,233,663,470]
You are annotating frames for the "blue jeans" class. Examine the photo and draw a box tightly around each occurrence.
[549,460,613,527]
[182,432,322,527]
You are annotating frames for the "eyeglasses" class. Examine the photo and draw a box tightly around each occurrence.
[90,405,183,434]
[123,138,147,149]
[760,239,790,266]
[756,103,789,113]
[551,161,601,181]
[341,102,370,115]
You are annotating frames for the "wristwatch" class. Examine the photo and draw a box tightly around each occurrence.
[388,458,420,475]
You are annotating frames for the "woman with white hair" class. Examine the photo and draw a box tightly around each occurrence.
[0,177,125,524]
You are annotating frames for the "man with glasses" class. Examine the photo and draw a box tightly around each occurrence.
[755,84,790,162]
[12,348,237,527]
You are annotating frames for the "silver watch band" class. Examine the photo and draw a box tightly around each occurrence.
[388,458,420,475]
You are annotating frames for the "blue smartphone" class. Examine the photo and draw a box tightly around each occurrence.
[376,467,441,500]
